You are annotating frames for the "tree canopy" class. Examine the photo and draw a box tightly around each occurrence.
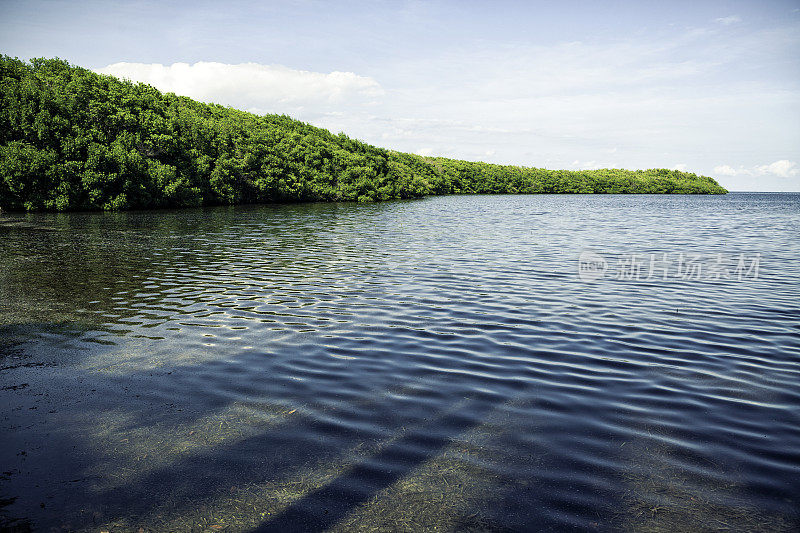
[0,56,727,211]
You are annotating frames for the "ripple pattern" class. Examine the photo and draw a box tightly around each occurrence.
[1,193,799,531]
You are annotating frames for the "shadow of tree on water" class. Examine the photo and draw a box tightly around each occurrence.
[1,323,538,532]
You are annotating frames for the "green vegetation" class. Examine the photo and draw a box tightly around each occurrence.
[0,55,727,211]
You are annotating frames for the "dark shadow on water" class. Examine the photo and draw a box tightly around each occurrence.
[250,399,493,532]
[3,315,800,531]
[1,321,518,531]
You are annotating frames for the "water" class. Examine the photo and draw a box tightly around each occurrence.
[1,193,799,532]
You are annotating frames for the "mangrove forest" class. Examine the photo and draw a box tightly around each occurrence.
[0,56,727,212]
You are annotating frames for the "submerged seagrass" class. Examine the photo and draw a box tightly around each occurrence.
[0,56,727,211]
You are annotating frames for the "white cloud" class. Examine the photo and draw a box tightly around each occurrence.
[570,160,603,170]
[96,62,384,114]
[713,164,738,176]
[756,160,799,178]
[714,160,799,178]
[672,164,688,171]
[715,15,741,26]
[415,148,433,156]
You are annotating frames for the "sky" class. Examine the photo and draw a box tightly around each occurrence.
[1,0,799,191]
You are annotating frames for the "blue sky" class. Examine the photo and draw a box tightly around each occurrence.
[2,0,799,191]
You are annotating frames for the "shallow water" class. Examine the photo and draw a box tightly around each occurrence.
[1,193,799,532]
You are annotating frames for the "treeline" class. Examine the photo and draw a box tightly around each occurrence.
[0,56,726,211]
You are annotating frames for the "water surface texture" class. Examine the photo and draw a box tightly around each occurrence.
[1,193,799,531]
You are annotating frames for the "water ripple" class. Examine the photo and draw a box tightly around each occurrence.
[1,193,799,531]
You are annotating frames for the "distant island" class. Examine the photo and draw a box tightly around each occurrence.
[0,56,727,211]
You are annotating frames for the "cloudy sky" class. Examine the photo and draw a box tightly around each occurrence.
[2,0,799,191]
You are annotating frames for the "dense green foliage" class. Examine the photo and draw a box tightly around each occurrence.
[0,56,726,211]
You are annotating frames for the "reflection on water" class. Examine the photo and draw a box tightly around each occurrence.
[1,194,799,531]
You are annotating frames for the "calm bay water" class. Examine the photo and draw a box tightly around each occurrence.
[1,193,799,531]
